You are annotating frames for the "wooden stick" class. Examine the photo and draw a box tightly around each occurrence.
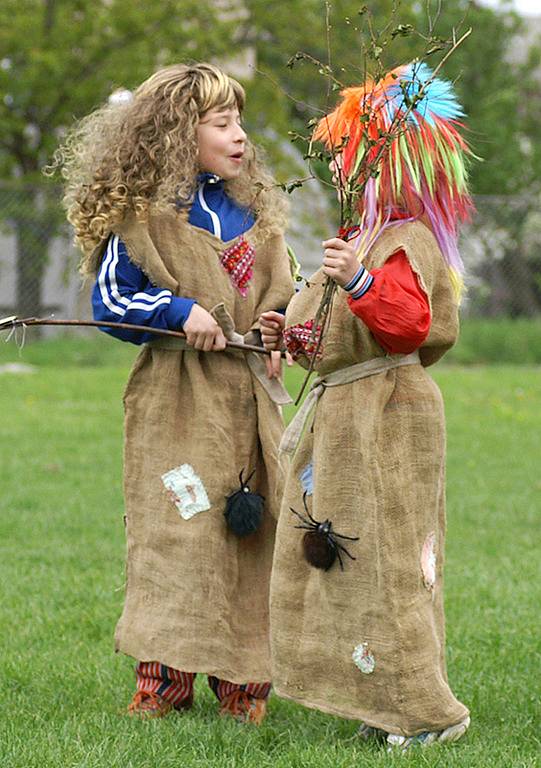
[0,317,285,358]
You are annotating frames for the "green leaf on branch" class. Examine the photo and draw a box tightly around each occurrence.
[286,52,305,69]
[285,180,304,194]
[391,24,414,38]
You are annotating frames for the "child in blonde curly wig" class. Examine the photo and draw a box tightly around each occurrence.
[54,63,294,721]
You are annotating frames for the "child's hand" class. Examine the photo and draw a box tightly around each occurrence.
[259,311,293,379]
[259,310,285,350]
[183,305,227,352]
[322,238,360,287]
[265,350,282,380]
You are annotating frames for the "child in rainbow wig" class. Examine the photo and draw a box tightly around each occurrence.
[260,63,473,749]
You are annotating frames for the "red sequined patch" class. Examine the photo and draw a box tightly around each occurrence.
[283,319,323,361]
[220,236,255,297]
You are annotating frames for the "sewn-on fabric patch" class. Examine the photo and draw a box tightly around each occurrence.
[352,643,376,674]
[161,464,211,520]
[299,461,314,495]
[283,319,322,362]
[421,531,437,591]
[220,235,255,297]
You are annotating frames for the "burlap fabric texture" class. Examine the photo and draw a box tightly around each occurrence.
[270,220,469,735]
[92,209,294,684]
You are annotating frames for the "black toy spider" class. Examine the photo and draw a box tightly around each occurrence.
[224,468,264,537]
[290,492,359,572]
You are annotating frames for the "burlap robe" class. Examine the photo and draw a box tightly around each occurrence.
[270,221,469,734]
[103,209,294,683]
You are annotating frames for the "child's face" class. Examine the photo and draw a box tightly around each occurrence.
[197,106,247,181]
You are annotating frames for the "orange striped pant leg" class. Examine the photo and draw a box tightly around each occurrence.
[207,676,271,701]
[135,661,196,709]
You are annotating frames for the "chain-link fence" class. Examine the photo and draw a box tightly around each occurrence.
[460,195,541,318]
[0,182,83,324]
[1,182,540,323]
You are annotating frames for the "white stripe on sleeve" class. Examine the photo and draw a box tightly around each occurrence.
[107,235,131,308]
[127,296,172,312]
[131,289,172,304]
[97,237,127,317]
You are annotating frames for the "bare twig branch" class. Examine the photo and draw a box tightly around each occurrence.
[0,317,284,357]
[293,16,472,402]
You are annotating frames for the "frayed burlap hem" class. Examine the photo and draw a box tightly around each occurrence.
[272,684,469,738]
[115,638,272,685]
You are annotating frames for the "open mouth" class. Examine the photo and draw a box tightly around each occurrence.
[230,152,244,161]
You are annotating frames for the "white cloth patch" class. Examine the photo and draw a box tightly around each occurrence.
[421,531,437,591]
[352,642,376,674]
[161,464,210,520]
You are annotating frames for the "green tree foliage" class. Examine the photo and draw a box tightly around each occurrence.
[243,0,541,316]
[0,0,234,180]
[0,0,233,316]
[243,0,541,197]
[434,1,541,196]
[434,2,541,315]
[1,1,540,316]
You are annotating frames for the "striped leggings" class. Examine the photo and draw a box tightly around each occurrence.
[135,661,271,708]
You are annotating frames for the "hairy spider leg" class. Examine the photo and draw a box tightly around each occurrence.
[327,520,360,542]
[301,491,322,527]
[290,507,315,528]
[327,538,345,571]
[335,540,357,561]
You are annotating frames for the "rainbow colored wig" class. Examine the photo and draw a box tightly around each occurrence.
[314,62,475,295]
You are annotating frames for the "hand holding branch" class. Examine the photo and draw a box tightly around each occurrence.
[183,305,227,352]
[322,238,360,288]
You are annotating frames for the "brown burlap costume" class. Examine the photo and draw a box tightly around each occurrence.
[270,220,469,735]
[93,209,294,683]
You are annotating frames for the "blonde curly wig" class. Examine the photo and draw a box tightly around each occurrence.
[49,63,288,273]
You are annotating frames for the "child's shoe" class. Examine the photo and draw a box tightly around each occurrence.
[127,690,193,718]
[127,691,173,718]
[218,690,267,725]
[386,715,470,751]
[357,722,387,741]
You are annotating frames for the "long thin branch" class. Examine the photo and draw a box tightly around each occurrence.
[325,0,333,104]
[252,67,327,115]
[427,27,472,80]
[0,317,284,357]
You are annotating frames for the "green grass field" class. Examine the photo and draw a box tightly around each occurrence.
[0,335,539,767]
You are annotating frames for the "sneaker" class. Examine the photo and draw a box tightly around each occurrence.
[438,715,471,743]
[386,715,470,751]
[357,722,387,741]
[218,690,267,725]
[127,690,193,719]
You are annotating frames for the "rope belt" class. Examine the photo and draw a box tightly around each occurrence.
[146,302,292,406]
[279,349,421,455]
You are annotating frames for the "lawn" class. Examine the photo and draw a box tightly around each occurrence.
[0,334,539,767]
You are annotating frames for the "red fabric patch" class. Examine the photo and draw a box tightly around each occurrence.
[283,319,323,361]
[220,236,255,297]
